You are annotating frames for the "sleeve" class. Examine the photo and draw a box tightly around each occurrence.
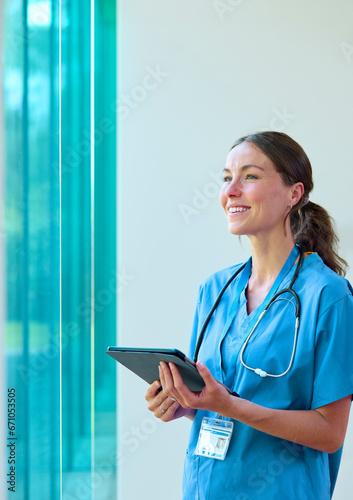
[311,291,353,410]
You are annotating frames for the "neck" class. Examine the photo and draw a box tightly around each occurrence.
[248,235,296,286]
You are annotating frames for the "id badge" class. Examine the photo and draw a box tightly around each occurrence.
[195,416,233,461]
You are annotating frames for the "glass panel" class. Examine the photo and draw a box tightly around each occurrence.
[2,0,60,498]
[93,0,117,495]
[1,0,117,498]
[61,0,92,488]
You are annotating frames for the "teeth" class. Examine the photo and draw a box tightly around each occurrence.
[229,207,249,213]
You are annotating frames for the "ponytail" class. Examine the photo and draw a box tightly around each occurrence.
[290,201,348,277]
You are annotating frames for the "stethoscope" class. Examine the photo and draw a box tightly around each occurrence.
[193,245,304,378]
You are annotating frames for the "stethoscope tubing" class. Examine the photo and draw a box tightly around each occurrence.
[193,246,304,377]
[193,263,246,363]
[239,292,300,378]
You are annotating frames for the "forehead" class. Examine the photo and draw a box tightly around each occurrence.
[225,142,275,171]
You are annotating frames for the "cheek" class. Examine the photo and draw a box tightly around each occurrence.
[251,187,284,206]
[261,192,289,220]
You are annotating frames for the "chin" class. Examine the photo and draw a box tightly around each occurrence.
[228,225,245,236]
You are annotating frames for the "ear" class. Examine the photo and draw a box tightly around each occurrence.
[290,182,304,207]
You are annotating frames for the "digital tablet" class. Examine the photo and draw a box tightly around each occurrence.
[106,347,239,397]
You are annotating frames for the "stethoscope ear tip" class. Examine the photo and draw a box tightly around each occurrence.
[255,368,268,378]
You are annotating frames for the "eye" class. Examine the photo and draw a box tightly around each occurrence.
[245,173,258,180]
[223,176,232,182]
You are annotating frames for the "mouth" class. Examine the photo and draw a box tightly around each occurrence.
[228,206,250,215]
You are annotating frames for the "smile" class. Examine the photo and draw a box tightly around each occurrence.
[228,207,250,213]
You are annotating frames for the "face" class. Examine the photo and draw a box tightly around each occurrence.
[219,142,301,241]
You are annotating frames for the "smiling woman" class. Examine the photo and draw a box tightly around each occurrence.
[220,142,304,244]
[145,131,353,500]
[228,132,347,276]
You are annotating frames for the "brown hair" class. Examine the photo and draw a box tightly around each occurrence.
[231,131,348,276]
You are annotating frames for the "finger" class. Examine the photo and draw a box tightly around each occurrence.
[195,361,228,396]
[145,380,171,414]
[147,393,169,413]
[160,362,183,401]
[158,363,167,391]
[168,363,200,409]
[159,399,179,414]
[145,380,162,402]
[168,362,196,405]
[195,361,217,387]
[159,361,174,392]
[158,399,180,421]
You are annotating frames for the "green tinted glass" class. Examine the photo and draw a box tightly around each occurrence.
[2,0,117,498]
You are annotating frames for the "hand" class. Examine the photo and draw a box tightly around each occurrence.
[159,360,234,417]
[144,379,185,422]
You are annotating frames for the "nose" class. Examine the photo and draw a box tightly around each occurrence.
[225,177,242,198]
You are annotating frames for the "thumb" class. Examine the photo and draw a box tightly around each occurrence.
[196,361,215,385]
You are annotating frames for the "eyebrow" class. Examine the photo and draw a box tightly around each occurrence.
[222,164,265,173]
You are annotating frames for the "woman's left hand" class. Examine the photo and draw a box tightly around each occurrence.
[159,360,234,416]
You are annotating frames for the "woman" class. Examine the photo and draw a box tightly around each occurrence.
[145,131,353,499]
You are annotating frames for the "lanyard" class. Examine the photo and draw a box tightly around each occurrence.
[220,245,300,387]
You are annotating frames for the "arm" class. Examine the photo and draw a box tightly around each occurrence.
[160,361,351,453]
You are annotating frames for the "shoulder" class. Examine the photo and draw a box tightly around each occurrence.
[196,262,246,305]
[200,262,246,289]
[298,253,353,313]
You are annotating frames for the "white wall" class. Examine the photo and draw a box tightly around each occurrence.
[117,1,353,499]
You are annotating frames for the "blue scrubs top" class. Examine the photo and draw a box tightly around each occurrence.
[182,253,353,500]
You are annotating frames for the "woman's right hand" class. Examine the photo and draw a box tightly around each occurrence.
[145,380,195,422]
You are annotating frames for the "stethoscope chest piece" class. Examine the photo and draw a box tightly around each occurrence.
[239,289,301,378]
